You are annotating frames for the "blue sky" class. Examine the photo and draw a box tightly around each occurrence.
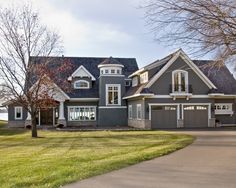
[1,0,232,73]
[0,0,177,68]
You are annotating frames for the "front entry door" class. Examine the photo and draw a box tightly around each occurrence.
[41,108,53,125]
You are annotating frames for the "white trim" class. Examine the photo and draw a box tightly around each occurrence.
[99,106,127,109]
[171,70,189,93]
[136,104,142,120]
[105,84,121,106]
[145,49,216,89]
[70,65,96,81]
[123,93,154,99]
[14,106,23,120]
[98,64,124,68]
[67,106,97,121]
[128,105,132,119]
[99,75,125,77]
[69,98,99,101]
[74,80,90,89]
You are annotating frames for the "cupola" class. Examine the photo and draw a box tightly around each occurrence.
[98,57,124,75]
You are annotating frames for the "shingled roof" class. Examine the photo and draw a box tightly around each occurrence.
[31,56,138,98]
[99,56,123,66]
[193,60,236,94]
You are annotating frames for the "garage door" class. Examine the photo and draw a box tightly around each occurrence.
[183,105,208,128]
[151,106,177,129]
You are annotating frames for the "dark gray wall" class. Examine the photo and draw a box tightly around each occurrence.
[8,104,27,121]
[127,99,145,119]
[98,108,127,126]
[99,76,126,106]
[150,57,210,95]
[215,99,236,124]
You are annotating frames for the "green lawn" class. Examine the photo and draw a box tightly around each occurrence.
[0,122,194,188]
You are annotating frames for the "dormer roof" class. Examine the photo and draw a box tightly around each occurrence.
[68,65,96,81]
[98,57,124,68]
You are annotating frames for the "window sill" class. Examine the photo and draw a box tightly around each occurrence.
[215,111,234,115]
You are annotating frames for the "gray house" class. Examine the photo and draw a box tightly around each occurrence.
[7,49,236,128]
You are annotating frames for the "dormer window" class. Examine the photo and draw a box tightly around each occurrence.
[140,72,148,84]
[74,80,89,89]
[132,76,138,87]
[172,70,188,93]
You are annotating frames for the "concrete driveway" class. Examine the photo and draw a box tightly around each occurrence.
[64,130,236,188]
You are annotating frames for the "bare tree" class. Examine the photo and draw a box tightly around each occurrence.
[0,5,70,137]
[143,0,236,68]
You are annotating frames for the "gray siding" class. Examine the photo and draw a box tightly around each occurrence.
[99,76,126,106]
[98,108,127,126]
[215,99,236,125]
[150,57,210,95]
[8,104,27,121]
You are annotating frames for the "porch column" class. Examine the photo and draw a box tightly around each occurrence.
[38,109,41,126]
[58,101,67,127]
[25,109,32,127]
[52,107,55,127]
[59,101,65,119]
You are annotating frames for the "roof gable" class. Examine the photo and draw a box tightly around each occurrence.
[145,49,217,89]
[69,65,96,81]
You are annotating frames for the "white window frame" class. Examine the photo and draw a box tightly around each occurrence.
[140,72,148,84]
[68,106,96,121]
[74,80,90,89]
[137,104,142,120]
[172,70,189,93]
[128,105,132,119]
[125,80,131,86]
[106,84,121,106]
[132,76,138,87]
[15,106,23,120]
[215,103,233,115]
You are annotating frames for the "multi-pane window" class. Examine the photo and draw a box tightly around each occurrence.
[74,80,89,89]
[172,70,188,92]
[215,103,233,114]
[128,105,132,119]
[68,106,96,121]
[132,76,138,87]
[111,69,115,74]
[140,72,148,84]
[137,104,142,120]
[15,107,23,120]
[106,84,121,105]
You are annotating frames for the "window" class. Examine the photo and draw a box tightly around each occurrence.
[137,104,142,120]
[68,106,96,121]
[214,103,233,115]
[111,69,115,74]
[184,106,194,110]
[106,84,121,105]
[74,80,89,89]
[101,70,104,74]
[125,80,131,86]
[128,105,132,119]
[105,69,109,74]
[15,106,23,120]
[132,76,138,87]
[196,106,207,110]
[117,69,121,74]
[172,70,188,93]
[140,72,148,84]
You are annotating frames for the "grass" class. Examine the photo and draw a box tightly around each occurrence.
[0,123,194,188]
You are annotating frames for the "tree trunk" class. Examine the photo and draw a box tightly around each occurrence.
[31,114,38,138]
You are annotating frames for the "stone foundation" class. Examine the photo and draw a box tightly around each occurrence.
[128,119,151,129]
[209,118,216,127]
[57,119,67,127]
[177,119,184,128]
[8,121,25,128]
